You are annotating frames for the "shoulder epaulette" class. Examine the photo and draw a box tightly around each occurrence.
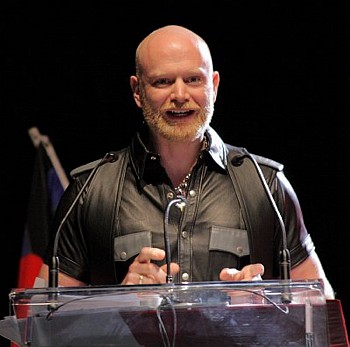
[226,144,284,171]
[70,150,125,179]
[253,154,284,171]
[70,159,102,178]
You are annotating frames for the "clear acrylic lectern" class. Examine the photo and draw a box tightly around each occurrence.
[1,279,329,346]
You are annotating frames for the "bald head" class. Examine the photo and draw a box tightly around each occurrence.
[130,25,220,142]
[135,25,213,77]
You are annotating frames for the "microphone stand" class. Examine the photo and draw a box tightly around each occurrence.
[233,149,292,303]
[49,152,117,290]
[163,196,187,284]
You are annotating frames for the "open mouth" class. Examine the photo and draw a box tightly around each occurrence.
[166,110,195,118]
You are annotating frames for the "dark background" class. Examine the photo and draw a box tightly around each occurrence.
[1,1,349,345]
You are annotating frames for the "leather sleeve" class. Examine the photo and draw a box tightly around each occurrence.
[261,165,315,269]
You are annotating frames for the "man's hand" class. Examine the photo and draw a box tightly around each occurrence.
[219,263,264,281]
[121,247,180,285]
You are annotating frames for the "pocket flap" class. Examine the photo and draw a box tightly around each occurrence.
[114,231,152,261]
[209,226,249,257]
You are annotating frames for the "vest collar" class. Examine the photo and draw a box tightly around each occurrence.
[130,125,228,182]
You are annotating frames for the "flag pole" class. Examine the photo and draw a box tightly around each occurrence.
[28,127,69,190]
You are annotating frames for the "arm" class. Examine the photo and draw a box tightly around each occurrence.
[290,251,335,299]
[38,247,178,287]
[38,264,86,287]
[272,172,334,299]
[220,254,334,299]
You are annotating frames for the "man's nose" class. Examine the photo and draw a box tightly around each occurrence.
[170,80,190,102]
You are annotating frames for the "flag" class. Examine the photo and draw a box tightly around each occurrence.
[17,141,66,288]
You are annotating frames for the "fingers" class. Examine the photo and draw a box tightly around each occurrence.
[122,247,177,285]
[160,262,180,277]
[137,247,166,263]
[122,272,151,285]
[122,262,164,285]
[220,263,265,281]
[245,263,264,279]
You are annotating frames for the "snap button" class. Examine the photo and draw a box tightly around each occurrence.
[181,231,188,239]
[237,246,243,254]
[167,192,174,199]
[182,272,189,281]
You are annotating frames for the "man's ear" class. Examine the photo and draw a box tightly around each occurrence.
[212,71,220,103]
[130,75,142,108]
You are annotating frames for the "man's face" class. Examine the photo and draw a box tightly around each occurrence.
[137,39,218,142]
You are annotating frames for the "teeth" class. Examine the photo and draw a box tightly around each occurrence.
[170,110,188,116]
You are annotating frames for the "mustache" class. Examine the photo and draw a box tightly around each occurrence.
[161,101,199,110]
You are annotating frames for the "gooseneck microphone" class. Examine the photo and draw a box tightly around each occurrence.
[49,152,117,289]
[163,196,188,284]
[232,148,292,303]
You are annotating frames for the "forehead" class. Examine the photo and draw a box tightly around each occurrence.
[139,32,212,75]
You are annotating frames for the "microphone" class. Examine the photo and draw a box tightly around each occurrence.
[49,152,117,289]
[163,196,188,284]
[232,149,292,303]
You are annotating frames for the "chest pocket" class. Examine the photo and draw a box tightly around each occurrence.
[114,231,152,262]
[209,226,249,257]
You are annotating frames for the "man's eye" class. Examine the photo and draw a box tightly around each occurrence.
[186,76,202,84]
[153,79,170,87]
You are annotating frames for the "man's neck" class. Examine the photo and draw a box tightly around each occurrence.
[151,133,205,187]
